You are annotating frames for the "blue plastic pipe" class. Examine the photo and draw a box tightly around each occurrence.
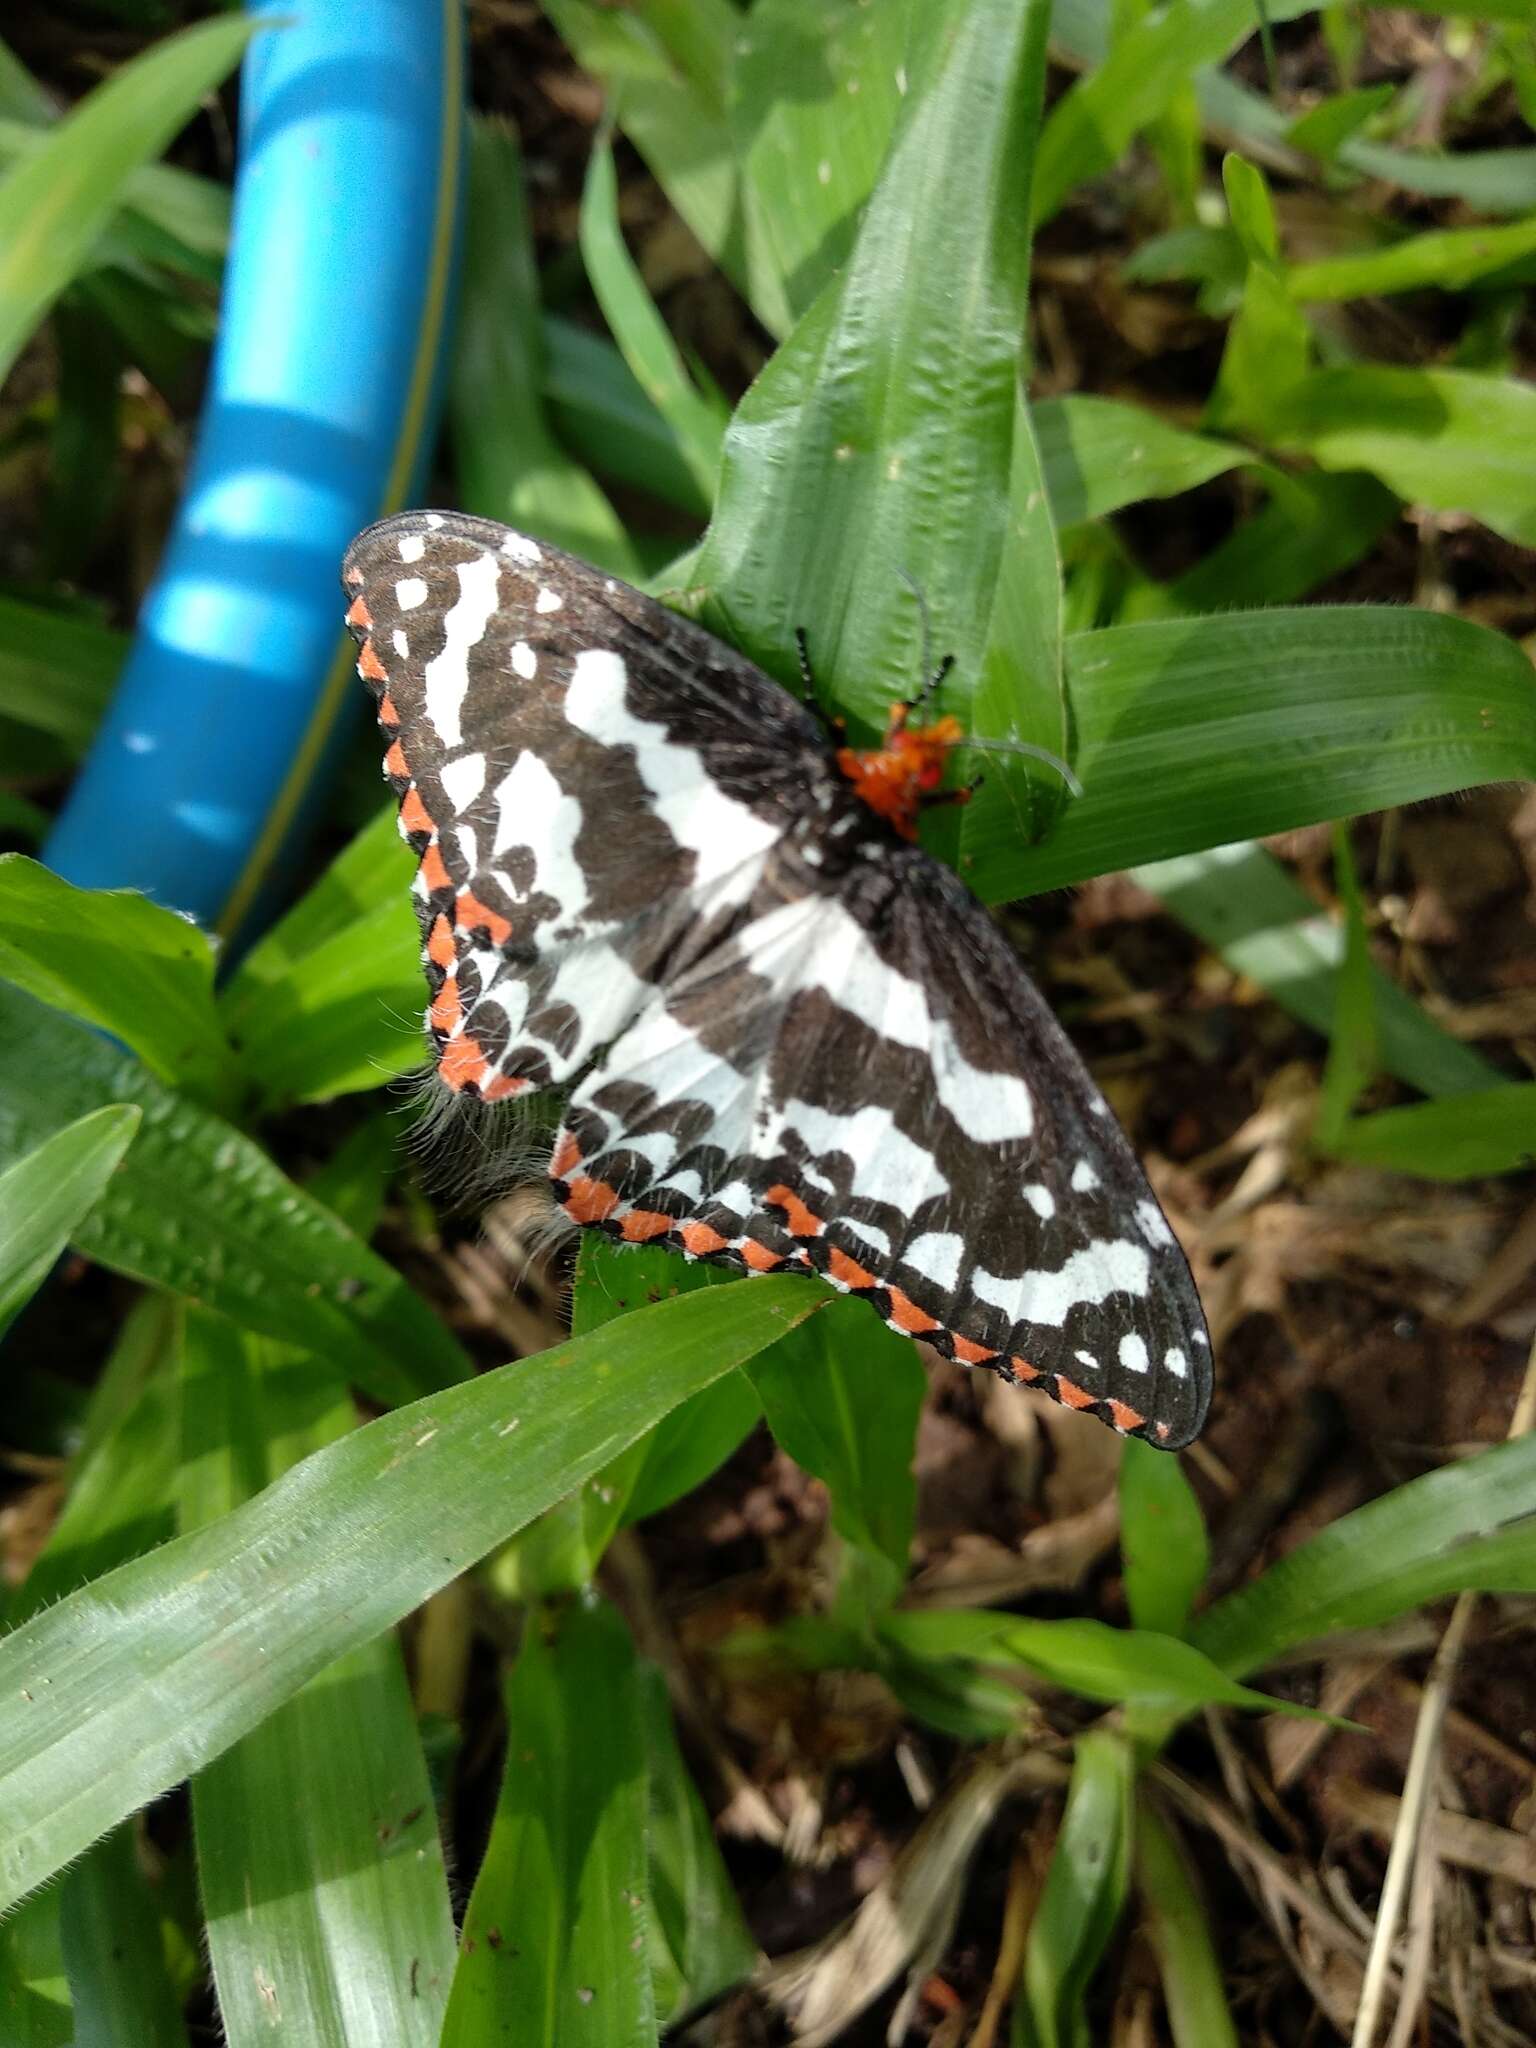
[45,1,462,941]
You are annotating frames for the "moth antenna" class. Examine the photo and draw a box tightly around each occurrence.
[895,566,955,705]
[945,734,1084,799]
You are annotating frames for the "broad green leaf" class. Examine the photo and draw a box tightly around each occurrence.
[961,605,1536,903]
[1287,211,1536,300]
[1313,823,1378,1150]
[0,857,234,1107]
[442,1603,656,2045]
[728,0,945,334]
[1157,469,1399,614]
[0,1888,70,2047]
[10,1293,180,1626]
[181,1312,455,2048]
[1135,845,1500,1102]
[1035,0,1283,226]
[0,14,259,384]
[746,1298,926,1620]
[1206,155,1311,434]
[1033,396,1244,527]
[0,985,466,1409]
[1284,82,1395,160]
[1135,1798,1239,2048]
[579,128,726,506]
[541,311,713,520]
[1190,1431,1536,1680]
[542,0,745,307]
[219,803,419,1109]
[0,594,122,752]
[0,1106,139,1343]
[694,0,1050,764]
[1265,365,1536,547]
[1119,1439,1208,1639]
[0,1274,823,1912]
[963,0,1066,852]
[454,121,639,578]
[640,1663,757,2021]
[622,1368,761,1526]
[878,1611,1327,1718]
[1329,1083,1536,1181]
[1018,1730,1133,2048]
[58,1828,188,2048]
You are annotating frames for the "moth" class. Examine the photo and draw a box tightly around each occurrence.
[343,512,1211,1447]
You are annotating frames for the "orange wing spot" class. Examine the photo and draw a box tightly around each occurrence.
[621,1210,673,1243]
[400,786,434,838]
[479,1071,526,1103]
[549,1131,582,1181]
[950,1334,998,1367]
[739,1238,784,1272]
[383,739,408,780]
[886,1287,941,1336]
[1106,1399,1145,1434]
[438,1032,490,1092]
[377,692,400,728]
[427,914,457,971]
[564,1176,621,1224]
[679,1222,728,1257]
[455,888,513,945]
[428,973,462,1036]
[826,1245,877,1291]
[419,842,451,894]
[1055,1375,1097,1412]
[764,1182,825,1238]
[357,639,388,683]
[1010,1354,1042,1382]
[345,594,372,630]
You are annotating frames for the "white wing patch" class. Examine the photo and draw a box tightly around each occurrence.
[423,550,501,749]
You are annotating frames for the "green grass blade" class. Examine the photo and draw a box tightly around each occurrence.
[1034,396,1244,526]
[1019,1729,1133,2048]
[0,1106,139,1342]
[58,1827,189,2048]
[1134,845,1501,1101]
[1190,1433,1536,1680]
[453,121,639,578]
[540,311,713,520]
[1266,365,1536,547]
[542,0,746,312]
[962,605,1536,902]
[0,986,467,1408]
[441,1602,657,2046]
[879,1611,1331,1718]
[181,1311,455,2047]
[1119,1439,1208,1639]
[640,1663,757,2019]
[0,596,123,753]
[1313,822,1378,1150]
[578,127,726,505]
[1328,1083,1536,1181]
[1135,1797,1239,2048]
[0,857,235,1108]
[0,1275,824,1913]
[0,14,259,384]
[219,804,419,1109]
[746,1298,926,1621]
[1158,469,1399,614]
[1287,212,1536,301]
